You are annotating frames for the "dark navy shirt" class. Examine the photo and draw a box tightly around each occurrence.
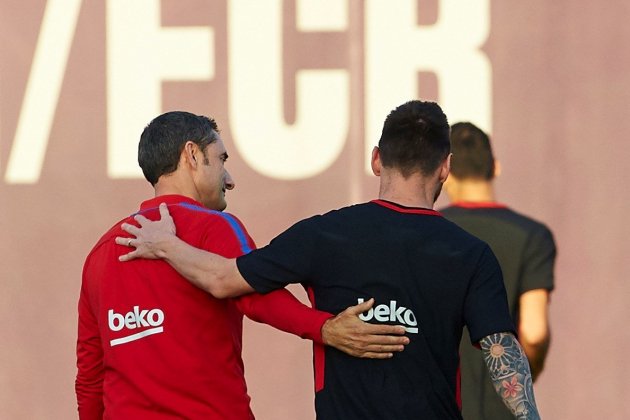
[237,200,514,420]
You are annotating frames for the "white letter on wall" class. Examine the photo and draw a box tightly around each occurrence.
[4,0,82,184]
[228,0,349,180]
[365,0,492,172]
[107,0,213,178]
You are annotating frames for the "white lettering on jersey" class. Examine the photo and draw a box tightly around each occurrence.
[357,298,419,333]
[108,306,165,346]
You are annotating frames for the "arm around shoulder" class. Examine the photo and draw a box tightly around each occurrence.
[161,241,253,298]
[116,203,254,298]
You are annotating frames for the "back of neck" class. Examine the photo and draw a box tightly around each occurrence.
[378,174,437,209]
[447,179,495,203]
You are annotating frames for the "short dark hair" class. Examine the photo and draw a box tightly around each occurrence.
[138,111,219,185]
[378,100,450,177]
[449,122,495,180]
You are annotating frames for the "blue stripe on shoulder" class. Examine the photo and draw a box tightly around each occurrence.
[177,202,253,254]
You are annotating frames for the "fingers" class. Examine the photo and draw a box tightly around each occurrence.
[158,202,171,219]
[349,343,406,359]
[348,341,407,359]
[363,333,409,346]
[359,351,394,359]
[324,300,412,359]
[363,343,406,352]
[115,236,134,247]
[120,222,140,236]
[349,333,408,353]
[133,214,151,227]
[344,298,374,315]
[115,236,139,261]
[118,249,139,262]
[358,322,407,336]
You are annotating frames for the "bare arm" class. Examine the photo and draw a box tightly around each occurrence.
[116,204,410,357]
[518,289,551,381]
[115,203,252,298]
[480,332,541,420]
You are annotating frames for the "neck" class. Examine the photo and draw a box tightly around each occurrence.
[446,179,495,203]
[154,173,200,202]
[378,171,439,209]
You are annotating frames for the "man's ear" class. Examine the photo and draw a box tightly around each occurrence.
[493,159,501,178]
[371,146,382,176]
[438,153,452,183]
[182,141,199,169]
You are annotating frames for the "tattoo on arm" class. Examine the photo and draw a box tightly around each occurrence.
[480,332,541,420]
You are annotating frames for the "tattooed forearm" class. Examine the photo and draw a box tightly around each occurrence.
[480,332,541,420]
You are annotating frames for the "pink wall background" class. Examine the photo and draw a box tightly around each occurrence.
[1,1,629,418]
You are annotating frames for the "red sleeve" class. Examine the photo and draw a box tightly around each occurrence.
[204,214,333,344]
[75,258,104,420]
[234,290,333,344]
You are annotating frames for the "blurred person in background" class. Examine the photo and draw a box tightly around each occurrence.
[441,122,556,420]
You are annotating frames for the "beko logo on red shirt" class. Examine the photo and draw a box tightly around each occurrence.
[108,306,165,347]
[357,298,419,334]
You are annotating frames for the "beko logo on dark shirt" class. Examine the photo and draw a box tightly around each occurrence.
[108,306,165,346]
[357,298,419,333]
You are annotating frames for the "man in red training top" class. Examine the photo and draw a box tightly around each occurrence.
[75,111,408,419]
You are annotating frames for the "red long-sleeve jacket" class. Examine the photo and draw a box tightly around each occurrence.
[76,195,332,419]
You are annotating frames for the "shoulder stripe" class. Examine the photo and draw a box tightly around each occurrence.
[177,202,253,254]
